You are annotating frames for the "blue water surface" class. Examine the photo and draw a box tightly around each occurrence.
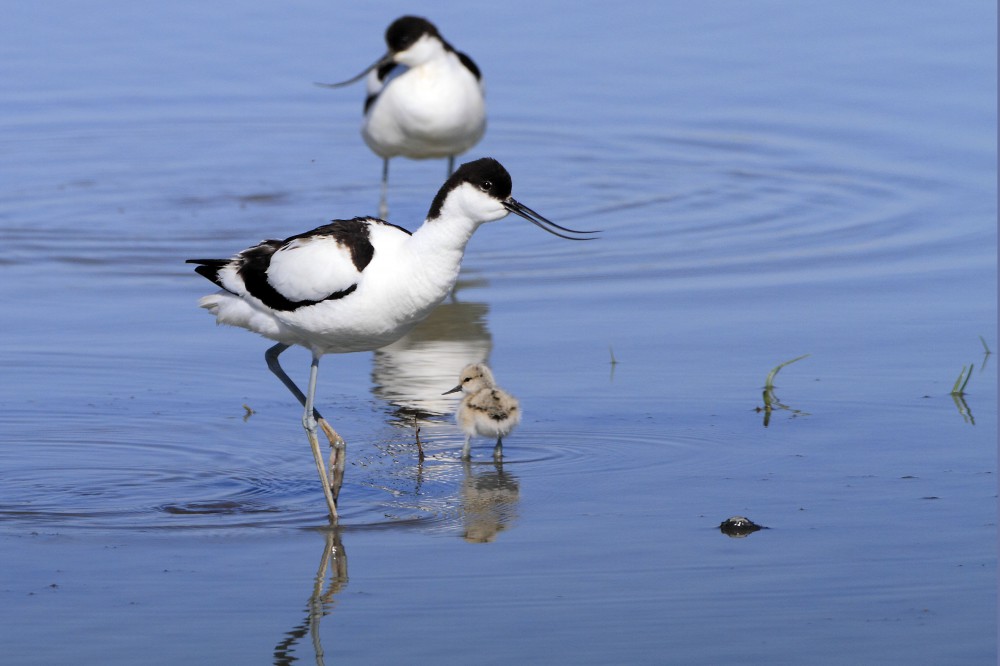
[0,1,995,664]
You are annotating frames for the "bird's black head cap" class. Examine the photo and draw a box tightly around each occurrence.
[386,16,439,53]
[427,158,512,220]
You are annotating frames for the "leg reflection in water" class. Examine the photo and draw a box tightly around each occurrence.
[273,529,348,666]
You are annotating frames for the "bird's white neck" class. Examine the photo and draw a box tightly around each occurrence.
[373,182,506,327]
[403,211,482,298]
[397,35,449,69]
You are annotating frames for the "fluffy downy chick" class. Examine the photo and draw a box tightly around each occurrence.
[444,363,520,460]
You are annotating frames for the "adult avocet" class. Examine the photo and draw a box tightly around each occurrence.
[187,158,596,522]
[316,16,487,217]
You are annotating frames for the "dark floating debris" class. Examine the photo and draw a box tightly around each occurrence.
[719,515,766,538]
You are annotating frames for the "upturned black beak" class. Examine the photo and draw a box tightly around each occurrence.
[314,52,394,88]
[442,384,463,396]
[502,198,600,240]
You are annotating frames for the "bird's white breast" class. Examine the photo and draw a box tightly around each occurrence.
[363,53,486,159]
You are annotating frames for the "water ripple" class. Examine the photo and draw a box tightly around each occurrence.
[0,412,702,535]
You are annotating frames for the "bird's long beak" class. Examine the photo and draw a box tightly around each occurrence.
[442,384,462,396]
[503,198,600,241]
[314,52,394,88]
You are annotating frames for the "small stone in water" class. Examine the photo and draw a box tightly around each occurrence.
[719,515,765,537]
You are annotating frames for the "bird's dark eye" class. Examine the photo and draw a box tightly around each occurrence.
[479,180,492,192]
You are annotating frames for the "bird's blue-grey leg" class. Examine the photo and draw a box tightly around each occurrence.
[303,352,339,522]
[378,158,390,219]
[461,434,472,461]
[265,344,346,469]
[447,155,455,176]
[493,437,503,462]
[265,343,320,419]
[265,343,341,521]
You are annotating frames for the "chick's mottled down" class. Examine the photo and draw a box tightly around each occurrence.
[444,363,520,460]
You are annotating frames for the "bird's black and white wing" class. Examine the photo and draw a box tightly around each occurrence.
[189,217,398,313]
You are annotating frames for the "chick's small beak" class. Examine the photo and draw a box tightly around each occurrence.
[442,384,463,396]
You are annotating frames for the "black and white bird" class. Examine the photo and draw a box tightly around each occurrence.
[316,16,487,217]
[187,158,596,522]
[444,363,521,461]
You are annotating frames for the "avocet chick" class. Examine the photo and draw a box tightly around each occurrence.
[443,363,520,461]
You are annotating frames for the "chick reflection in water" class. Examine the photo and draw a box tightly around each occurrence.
[460,460,520,543]
[444,363,520,460]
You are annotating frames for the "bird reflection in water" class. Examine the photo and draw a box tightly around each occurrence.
[371,280,492,441]
[460,459,520,543]
[369,282,520,539]
[273,529,348,666]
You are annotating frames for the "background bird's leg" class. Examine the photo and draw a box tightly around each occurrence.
[303,353,339,522]
[493,436,503,462]
[446,155,455,175]
[379,158,390,219]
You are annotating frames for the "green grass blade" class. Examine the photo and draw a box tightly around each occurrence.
[951,366,966,394]
[764,354,810,389]
[951,364,973,395]
[959,362,973,393]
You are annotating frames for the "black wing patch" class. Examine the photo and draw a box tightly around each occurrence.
[376,61,399,82]
[285,217,377,272]
[187,218,407,312]
[456,52,481,80]
[236,239,360,312]
[186,258,229,288]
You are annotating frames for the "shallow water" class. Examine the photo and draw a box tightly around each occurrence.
[1,1,996,664]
